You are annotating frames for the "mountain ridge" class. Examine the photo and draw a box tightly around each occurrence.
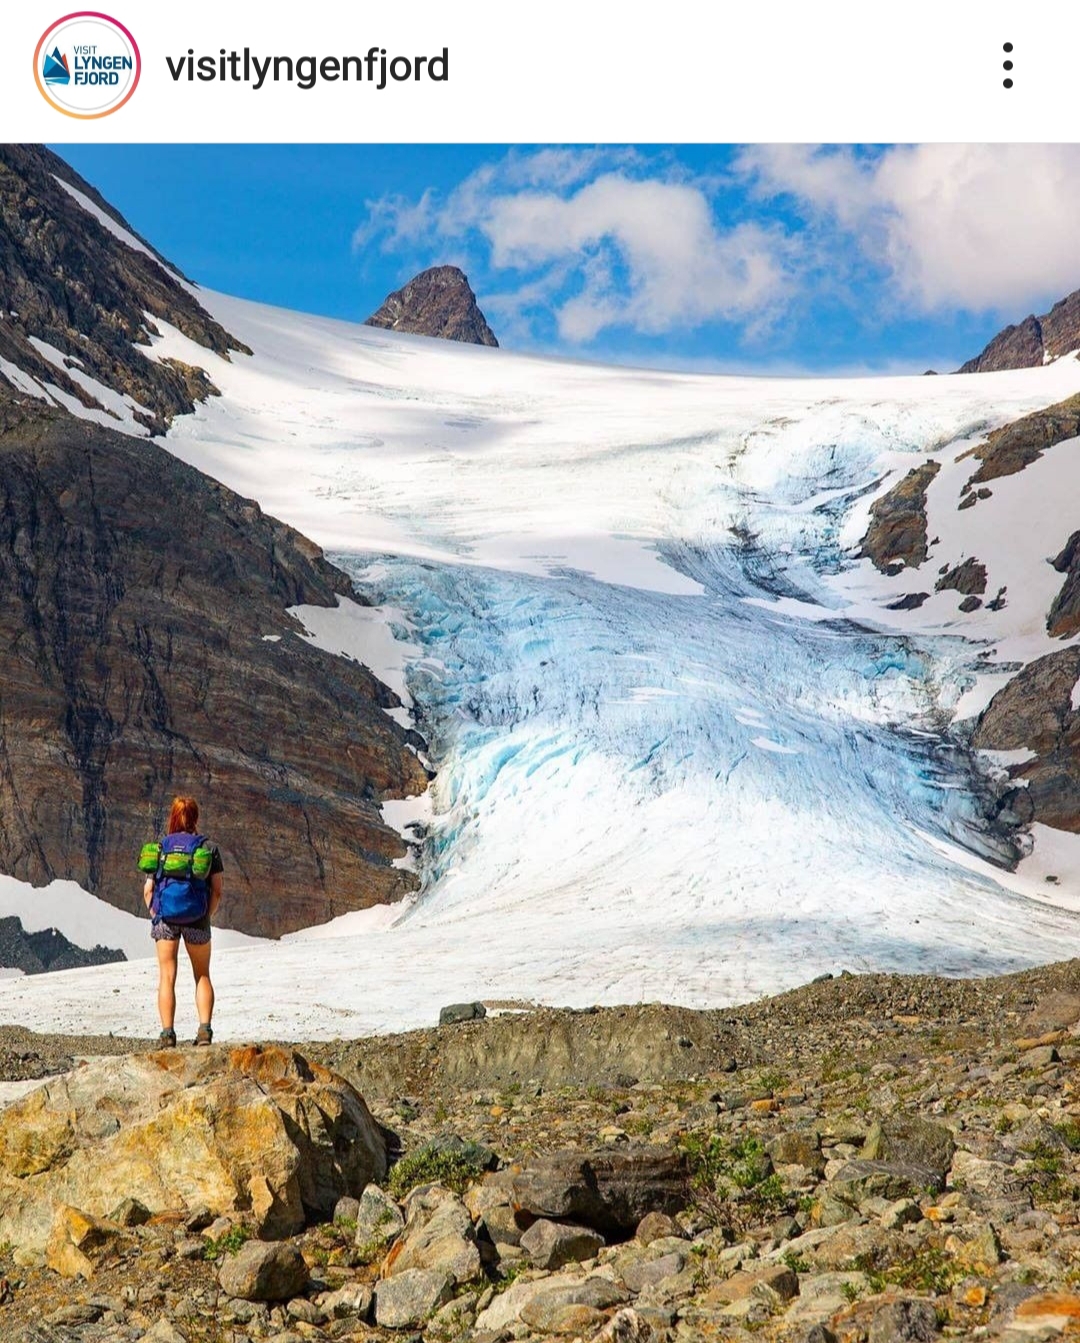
[961,285,1080,373]
[365,265,498,346]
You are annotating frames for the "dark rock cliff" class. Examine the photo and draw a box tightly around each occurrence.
[960,288,1080,373]
[973,647,1080,837]
[0,917,123,974]
[1049,531,1080,640]
[0,145,432,942]
[0,401,430,938]
[0,144,248,434]
[365,266,498,347]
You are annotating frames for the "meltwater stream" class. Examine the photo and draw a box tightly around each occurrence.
[342,543,1077,1002]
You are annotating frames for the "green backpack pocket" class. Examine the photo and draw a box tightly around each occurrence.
[137,841,162,874]
[162,850,193,878]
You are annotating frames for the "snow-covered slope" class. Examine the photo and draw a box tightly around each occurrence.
[2,287,1080,1039]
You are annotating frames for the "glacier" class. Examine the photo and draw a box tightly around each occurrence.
[2,288,1080,1039]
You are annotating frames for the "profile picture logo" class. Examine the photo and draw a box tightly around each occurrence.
[34,12,140,119]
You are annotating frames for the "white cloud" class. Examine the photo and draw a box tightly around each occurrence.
[740,144,1080,315]
[356,145,1080,354]
[482,175,788,340]
[356,150,793,344]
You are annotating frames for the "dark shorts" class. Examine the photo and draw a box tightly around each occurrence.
[151,915,211,946]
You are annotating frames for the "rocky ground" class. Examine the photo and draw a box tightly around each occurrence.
[6,961,1080,1341]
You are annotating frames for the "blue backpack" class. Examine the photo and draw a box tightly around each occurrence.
[143,832,213,924]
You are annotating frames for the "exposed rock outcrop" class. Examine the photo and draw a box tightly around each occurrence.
[0,144,248,434]
[0,917,123,975]
[885,592,929,611]
[0,401,428,937]
[960,287,1080,373]
[972,646,1080,833]
[960,393,1080,490]
[365,266,498,346]
[935,557,987,597]
[0,1045,387,1265]
[1049,530,1080,639]
[859,461,940,571]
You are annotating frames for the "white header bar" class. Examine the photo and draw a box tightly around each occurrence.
[2,1,1072,143]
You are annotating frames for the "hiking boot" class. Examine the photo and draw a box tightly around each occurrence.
[158,1028,177,1049]
[194,1023,213,1047]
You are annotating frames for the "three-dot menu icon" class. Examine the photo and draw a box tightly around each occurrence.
[1003,42,1013,88]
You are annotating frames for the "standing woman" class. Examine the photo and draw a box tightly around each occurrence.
[142,796,224,1047]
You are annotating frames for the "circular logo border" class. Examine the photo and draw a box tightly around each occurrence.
[34,11,141,119]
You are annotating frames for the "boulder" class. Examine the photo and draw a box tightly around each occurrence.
[1010,1293,1080,1332]
[868,1297,939,1342]
[636,1210,686,1244]
[218,1239,310,1302]
[1025,991,1080,1034]
[354,1183,405,1253]
[945,1221,1002,1273]
[861,1116,955,1183]
[374,1267,454,1328]
[0,1046,386,1265]
[333,1195,361,1225]
[520,1300,609,1334]
[520,1217,605,1269]
[881,1198,923,1230]
[511,1147,688,1235]
[831,1159,943,1204]
[465,1170,529,1245]
[318,1282,373,1320]
[439,1002,487,1025]
[709,1263,799,1305]
[430,1292,480,1335]
[620,1250,688,1293]
[768,1130,826,1178]
[381,1185,482,1284]
[108,1197,152,1228]
[948,1149,1021,1199]
[476,1272,630,1332]
[44,1205,124,1279]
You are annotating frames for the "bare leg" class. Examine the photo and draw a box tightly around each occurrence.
[186,938,215,1026]
[155,938,179,1030]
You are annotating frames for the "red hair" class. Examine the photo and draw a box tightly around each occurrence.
[167,796,199,834]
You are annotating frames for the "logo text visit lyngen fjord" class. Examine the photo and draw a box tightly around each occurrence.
[34,12,140,119]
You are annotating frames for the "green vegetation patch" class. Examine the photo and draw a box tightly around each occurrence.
[203,1223,252,1261]
[681,1132,789,1228]
[388,1140,492,1198]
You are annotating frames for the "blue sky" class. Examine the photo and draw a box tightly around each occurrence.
[54,144,1080,374]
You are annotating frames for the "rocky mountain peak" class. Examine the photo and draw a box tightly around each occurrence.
[365,265,498,347]
[960,286,1080,373]
[0,144,250,435]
